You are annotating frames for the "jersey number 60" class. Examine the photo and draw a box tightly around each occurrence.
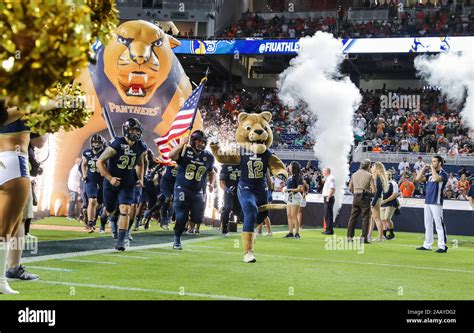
[185,164,207,181]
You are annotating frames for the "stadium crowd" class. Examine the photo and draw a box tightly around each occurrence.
[199,87,316,150]
[197,86,473,201]
[220,7,474,39]
[199,86,473,156]
[355,88,474,156]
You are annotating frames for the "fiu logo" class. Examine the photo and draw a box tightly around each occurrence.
[191,40,222,54]
[121,144,137,156]
[191,40,208,54]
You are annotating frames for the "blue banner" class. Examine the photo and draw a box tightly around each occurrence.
[172,36,473,55]
[173,39,301,55]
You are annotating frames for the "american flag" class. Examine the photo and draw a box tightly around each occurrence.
[155,79,206,164]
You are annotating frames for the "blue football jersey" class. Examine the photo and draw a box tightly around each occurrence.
[219,164,241,187]
[107,137,147,186]
[239,149,273,189]
[176,148,214,191]
[161,165,178,185]
[83,148,104,182]
[424,169,448,205]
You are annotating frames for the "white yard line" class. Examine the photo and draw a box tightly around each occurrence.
[34,280,256,300]
[102,254,151,260]
[26,266,75,272]
[22,236,220,264]
[62,259,117,265]
[131,250,179,255]
[185,245,224,249]
[184,248,474,275]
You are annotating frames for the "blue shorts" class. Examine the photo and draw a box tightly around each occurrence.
[173,185,205,224]
[132,186,142,204]
[160,180,175,198]
[237,184,269,232]
[85,180,103,204]
[103,179,134,213]
[140,180,157,205]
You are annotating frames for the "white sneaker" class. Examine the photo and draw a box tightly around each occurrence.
[222,233,229,237]
[243,252,256,263]
[0,281,19,294]
[265,232,273,237]
[99,230,105,234]
[256,232,263,237]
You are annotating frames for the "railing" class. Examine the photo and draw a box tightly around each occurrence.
[118,0,215,11]
[256,11,337,20]
[273,149,315,161]
[347,9,388,21]
[354,143,474,166]
[273,145,474,166]
[463,6,474,16]
[116,0,141,7]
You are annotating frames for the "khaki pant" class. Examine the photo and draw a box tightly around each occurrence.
[381,206,396,221]
[347,194,371,240]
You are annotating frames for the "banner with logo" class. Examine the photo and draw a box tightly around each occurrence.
[173,36,473,55]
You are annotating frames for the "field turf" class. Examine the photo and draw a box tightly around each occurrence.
[2,217,473,300]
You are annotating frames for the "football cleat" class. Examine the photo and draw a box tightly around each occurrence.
[6,265,39,281]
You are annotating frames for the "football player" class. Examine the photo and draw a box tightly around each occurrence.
[81,134,106,233]
[97,118,147,251]
[169,130,215,249]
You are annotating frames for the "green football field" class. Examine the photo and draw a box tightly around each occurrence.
[2,217,474,300]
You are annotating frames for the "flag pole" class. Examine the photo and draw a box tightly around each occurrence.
[180,69,209,157]
[102,106,116,140]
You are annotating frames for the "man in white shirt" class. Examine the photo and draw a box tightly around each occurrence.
[414,156,425,174]
[398,157,410,175]
[288,28,296,38]
[321,167,336,235]
[400,138,410,152]
[447,172,458,192]
[67,158,83,219]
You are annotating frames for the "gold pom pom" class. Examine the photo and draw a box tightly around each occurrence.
[22,82,93,135]
[86,0,119,45]
[0,0,118,132]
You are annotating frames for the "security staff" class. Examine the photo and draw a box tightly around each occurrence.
[346,159,374,243]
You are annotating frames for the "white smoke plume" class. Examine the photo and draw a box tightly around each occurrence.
[414,49,474,130]
[277,31,362,216]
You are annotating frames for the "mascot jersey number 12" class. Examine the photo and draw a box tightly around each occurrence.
[210,111,288,263]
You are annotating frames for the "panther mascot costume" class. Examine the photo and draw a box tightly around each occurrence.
[210,111,288,263]
[50,20,200,215]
